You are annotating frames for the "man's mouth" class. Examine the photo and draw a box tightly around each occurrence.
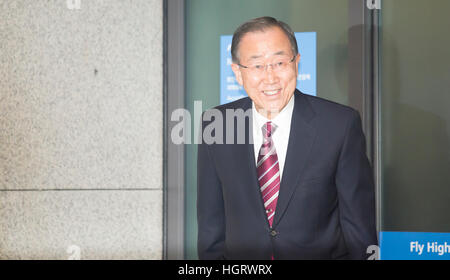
[262,89,281,96]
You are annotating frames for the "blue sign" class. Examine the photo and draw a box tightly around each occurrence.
[220,32,317,105]
[380,231,450,260]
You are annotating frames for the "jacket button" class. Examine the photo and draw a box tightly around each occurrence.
[270,229,277,237]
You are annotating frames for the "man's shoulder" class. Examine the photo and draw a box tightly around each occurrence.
[299,92,358,121]
[208,97,252,113]
[200,97,252,129]
[301,93,355,113]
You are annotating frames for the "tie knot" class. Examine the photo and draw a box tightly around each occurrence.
[262,121,277,139]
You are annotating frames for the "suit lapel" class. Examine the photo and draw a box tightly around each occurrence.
[273,91,317,227]
[230,98,270,224]
[245,131,270,224]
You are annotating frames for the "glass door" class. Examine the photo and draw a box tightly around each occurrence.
[184,0,355,259]
[379,0,450,259]
[168,0,450,260]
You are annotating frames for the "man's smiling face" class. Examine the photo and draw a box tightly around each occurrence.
[231,26,300,119]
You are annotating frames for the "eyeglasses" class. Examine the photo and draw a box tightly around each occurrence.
[238,55,296,75]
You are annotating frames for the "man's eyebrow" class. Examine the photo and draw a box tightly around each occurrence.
[249,55,263,60]
[273,51,287,56]
[247,51,288,61]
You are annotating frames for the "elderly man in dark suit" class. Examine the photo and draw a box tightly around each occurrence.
[197,16,377,260]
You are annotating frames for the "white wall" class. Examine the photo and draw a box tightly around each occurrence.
[0,0,163,259]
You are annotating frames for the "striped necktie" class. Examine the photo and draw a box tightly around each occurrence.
[256,121,280,228]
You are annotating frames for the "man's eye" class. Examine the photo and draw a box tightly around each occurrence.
[276,61,285,67]
[253,65,264,70]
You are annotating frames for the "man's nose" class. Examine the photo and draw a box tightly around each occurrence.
[262,65,278,83]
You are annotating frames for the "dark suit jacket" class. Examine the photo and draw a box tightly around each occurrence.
[197,90,377,260]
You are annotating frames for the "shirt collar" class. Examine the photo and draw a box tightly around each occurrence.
[252,94,295,132]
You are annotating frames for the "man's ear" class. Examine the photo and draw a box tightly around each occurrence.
[294,53,301,75]
[295,53,301,63]
[231,63,243,86]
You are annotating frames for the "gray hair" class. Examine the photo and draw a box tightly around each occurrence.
[231,16,299,63]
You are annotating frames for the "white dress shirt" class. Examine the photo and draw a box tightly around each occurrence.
[252,94,295,181]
